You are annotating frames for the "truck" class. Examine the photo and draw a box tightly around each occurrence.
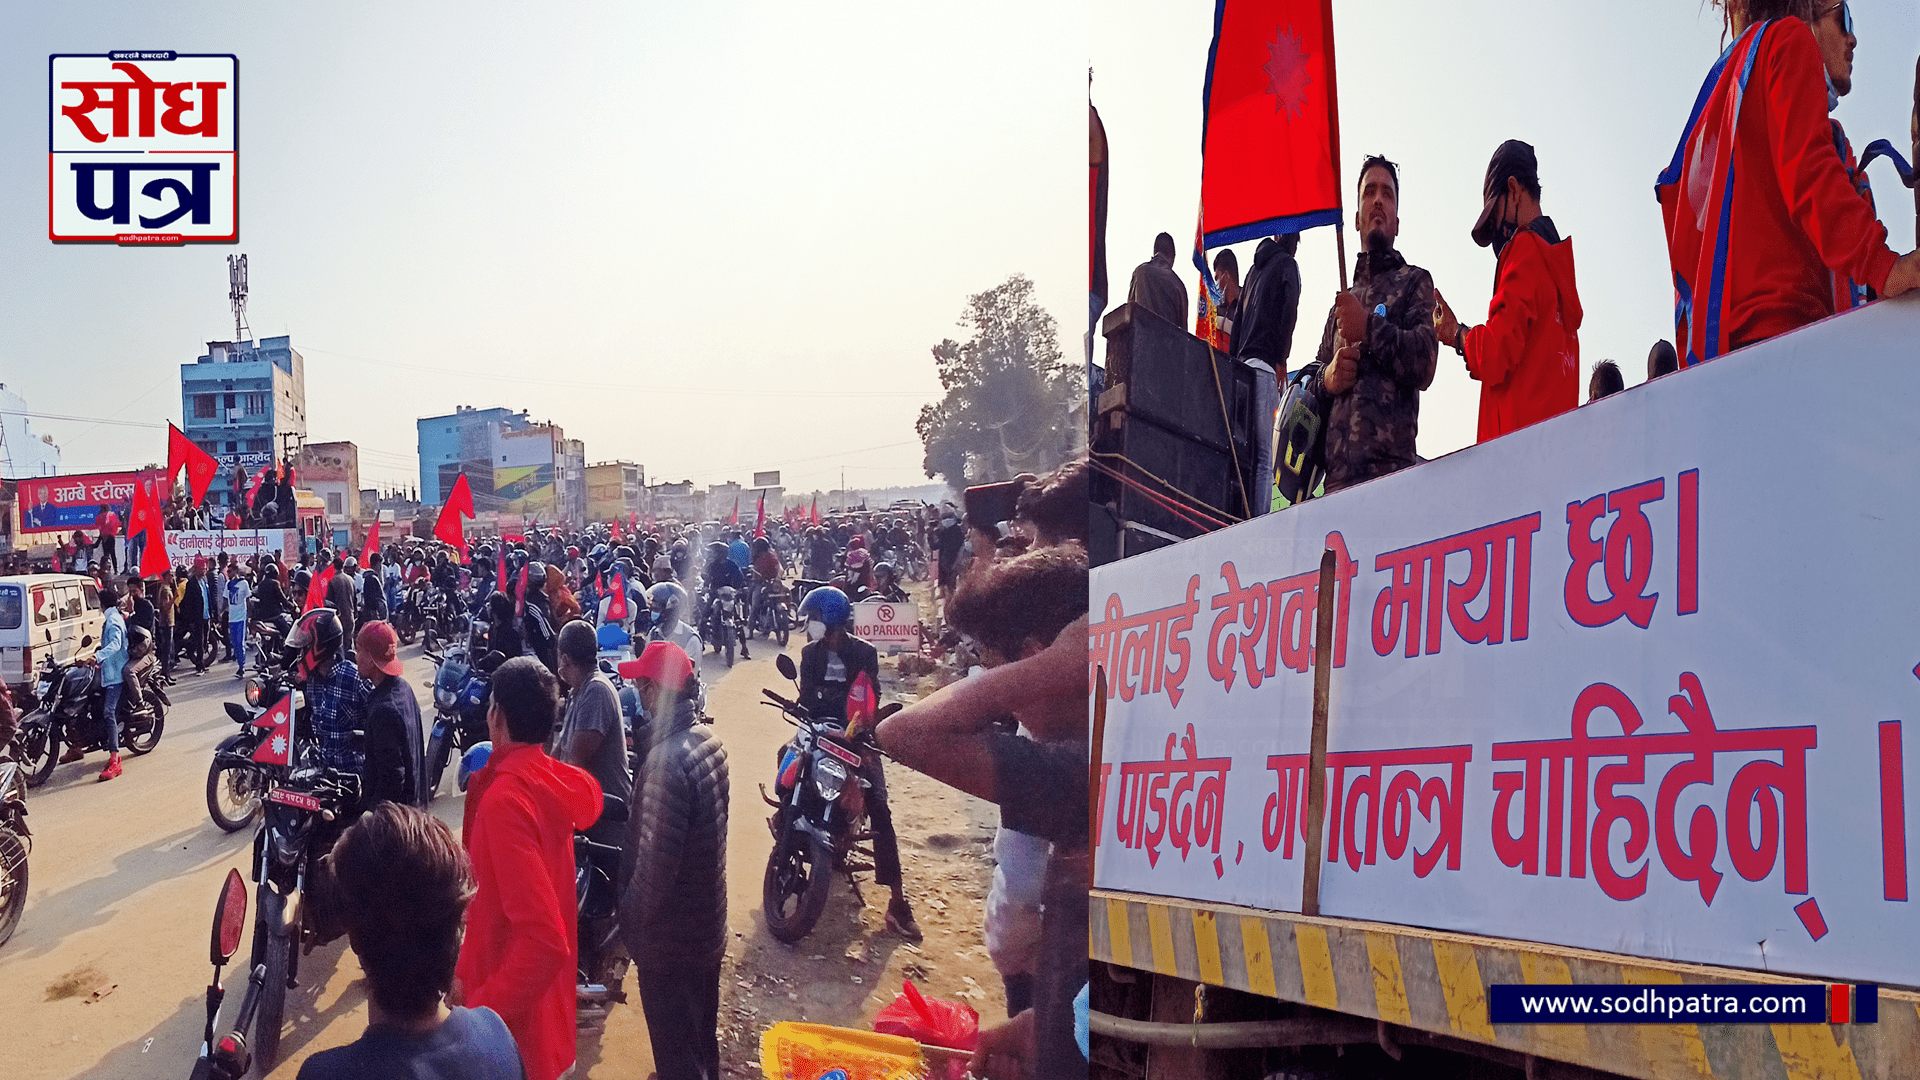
[1086,296,1920,1080]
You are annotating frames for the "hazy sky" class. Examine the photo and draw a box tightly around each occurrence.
[3,2,1083,493]
[1095,0,1919,461]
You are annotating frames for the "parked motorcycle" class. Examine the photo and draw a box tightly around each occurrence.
[207,669,303,833]
[0,750,31,947]
[575,792,629,1030]
[423,645,502,802]
[756,653,901,944]
[393,581,428,646]
[15,632,167,787]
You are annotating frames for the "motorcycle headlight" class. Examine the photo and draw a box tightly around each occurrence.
[244,676,264,708]
[813,754,849,801]
[435,685,457,711]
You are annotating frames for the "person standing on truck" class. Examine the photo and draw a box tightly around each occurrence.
[1127,232,1189,327]
[1658,0,1919,368]
[1307,155,1440,493]
[1434,140,1583,444]
[1233,234,1303,515]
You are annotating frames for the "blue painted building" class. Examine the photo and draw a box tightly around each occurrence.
[179,336,306,512]
[416,405,529,508]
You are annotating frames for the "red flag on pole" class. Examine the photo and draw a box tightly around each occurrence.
[754,493,766,538]
[514,565,529,618]
[496,543,507,597]
[629,511,639,535]
[251,693,296,766]
[611,517,623,543]
[607,569,628,621]
[132,472,172,576]
[1197,0,1343,256]
[362,517,380,566]
[810,495,820,526]
[306,565,335,613]
[245,463,269,508]
[433,474,476,559]
[167,423,221,506]
[730,497,740,526]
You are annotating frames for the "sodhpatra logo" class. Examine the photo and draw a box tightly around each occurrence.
[49,52,237,243]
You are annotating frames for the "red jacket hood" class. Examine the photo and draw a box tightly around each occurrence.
[465,742,602,835]
[1538,233,1583,335]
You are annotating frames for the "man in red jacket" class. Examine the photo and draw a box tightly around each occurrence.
[1658,0,1918,367]
[1435,141,1582,443]
[455,657,601,1080]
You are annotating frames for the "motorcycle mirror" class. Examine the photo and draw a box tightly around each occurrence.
[80,635,93,648]
[210,867,248,967]
[775,653,798,681]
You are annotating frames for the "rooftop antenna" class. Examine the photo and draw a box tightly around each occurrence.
[228,254,250,342]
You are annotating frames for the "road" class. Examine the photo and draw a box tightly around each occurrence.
[0,623,1002,1079]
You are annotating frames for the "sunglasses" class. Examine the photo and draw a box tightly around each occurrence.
[1817,0,1853,37]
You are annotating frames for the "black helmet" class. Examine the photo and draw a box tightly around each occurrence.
[286,607,344,671]
[525,561,548,588]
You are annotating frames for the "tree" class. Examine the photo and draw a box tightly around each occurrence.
[916,275,1084,490]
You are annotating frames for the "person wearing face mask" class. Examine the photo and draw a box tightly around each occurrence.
[1433,140,1582,444]
[793,586,920,941]
[1305,155,1440,494]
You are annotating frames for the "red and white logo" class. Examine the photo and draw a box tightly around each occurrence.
[876,604,896,623]
[50,52,237,244]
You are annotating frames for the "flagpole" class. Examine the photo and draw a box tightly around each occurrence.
[1335,222,1349,292]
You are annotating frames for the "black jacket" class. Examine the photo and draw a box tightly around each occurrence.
[1233,236,1302,370]
[619,700,729,970]
[359,570,388,621]
[254,575,286,623]
[363,674,426,808]
[799,635,880,726]
[520,599,556,672]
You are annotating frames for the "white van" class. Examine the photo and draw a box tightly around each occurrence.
[0,574,106,699]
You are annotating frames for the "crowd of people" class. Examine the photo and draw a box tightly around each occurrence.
[1126,0,1918,512]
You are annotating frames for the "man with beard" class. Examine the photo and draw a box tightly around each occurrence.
[1306,155,1439,493]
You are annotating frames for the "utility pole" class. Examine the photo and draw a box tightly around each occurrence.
[228,254,250,342]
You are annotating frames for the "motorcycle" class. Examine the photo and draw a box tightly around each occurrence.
[702,584,743,667]
[197,756,359,1076]
[756,653,901,944]
[575,792,630,1030]
[393,580,428,646]
[207,669,304,833]
[0,749,30,947]
[747,578,792,647]
[15,631,167,787]
[423,645,502,802]
[418,587,450,653]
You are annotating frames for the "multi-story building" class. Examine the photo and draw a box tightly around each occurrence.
[299,441,360,548]
[416,406,530,509]
[180,336,307,513]
[585,460,645,523]
[0,384,61,478]
[558,438,586,527]
[648,480,704,524]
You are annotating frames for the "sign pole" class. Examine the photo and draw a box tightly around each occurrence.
[1300,547,1337,916]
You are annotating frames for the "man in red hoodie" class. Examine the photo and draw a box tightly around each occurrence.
[455,657,601,1080]
[1658,0,1918,367]
[1435,141,1582,443]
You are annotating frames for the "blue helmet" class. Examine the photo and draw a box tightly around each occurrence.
[797,585,852,629]
[458,741,493,791]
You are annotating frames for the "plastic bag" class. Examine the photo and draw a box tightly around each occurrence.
[873,979,978,1052]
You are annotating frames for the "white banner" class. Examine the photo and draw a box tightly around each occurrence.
[163,529,298,563]
[1090,297,1920,987]
[853,600,922,655]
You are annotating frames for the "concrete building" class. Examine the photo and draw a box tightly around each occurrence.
[0,384,61,478]
[585,461,644,523]
[299,441,360,548]
[648,480,703,523]
[180,335,306,512]
[416,406,530,508]
[558,437,586,527]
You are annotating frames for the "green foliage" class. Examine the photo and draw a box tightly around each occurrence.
[916,275,1084,489]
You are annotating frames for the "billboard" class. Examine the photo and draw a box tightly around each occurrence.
[754,471,781,489]
[1089,298,1920,987]
[14,469,160,534]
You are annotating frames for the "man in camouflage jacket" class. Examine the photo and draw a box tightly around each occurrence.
[1307,155,1439,493]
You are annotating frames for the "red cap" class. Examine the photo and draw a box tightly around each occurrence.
[356,620,405,677]
[620,641,695,697]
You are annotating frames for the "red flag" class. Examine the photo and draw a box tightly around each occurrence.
[629,511,639,535]
[245,463,269,507]
[433,474,476,558]
[305,565,334,613]
[754,493,766,538]
[251,693,295,766]
[611,517,623,543]
[846,670,878,735]
[132,472,172,576]
[607,569,628,621]
[810,494,820,526]
[1198,0,1343,254]
[514,565,529,617]
[497,542,507,597]
[167,423,221,506]
[362,518,380,566]
[730,497,740,526]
